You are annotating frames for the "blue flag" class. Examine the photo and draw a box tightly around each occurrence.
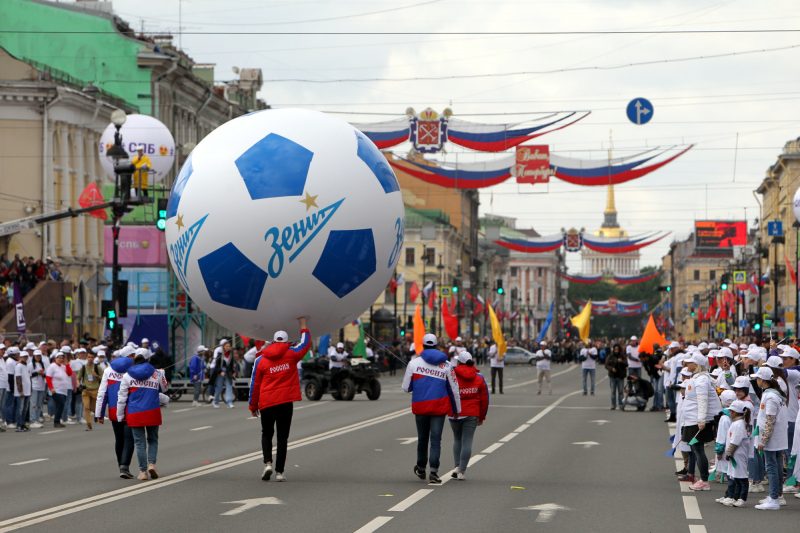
[536,301,554,344]
[317,334,331,356]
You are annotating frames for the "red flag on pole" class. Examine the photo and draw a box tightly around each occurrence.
[408,281,420,303]
[442,298,458,340]
[78,182,108,220]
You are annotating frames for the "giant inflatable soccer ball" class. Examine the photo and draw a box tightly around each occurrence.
[165,109,405,339]
[98,114,175,182]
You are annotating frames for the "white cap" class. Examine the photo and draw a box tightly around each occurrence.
[729,400,749,414]
[720,389,737,406]
[739,343,748,350]
[141,338,149,344]
[733,375,751,389]
[197,345,208,352]
[24,342,36,351]
[423,333,438,347]
[219,338,229,346]
[7,347,20,355]
[120,346,136,358]
[711,368,723,377]
[539,341,547,346]
[697,342,708,350]
[60,346,72,354]
[745,349,765,362]
[766,355,784,368]
[688,353,708,367]
[751,366,774,381]
[96,350,106,357]
[74,348,86,354]
[456,351,473,364]
[630,336,638,341]
[455,336,463,342]
[717,347,734,359]
[708,349,719,360]
[19,349,29,357]
[135,347,151,359]
[722,338,732,345]
[680,367,693,377]
[33,349,42,356]
[273,331,288,342]
[708,343,718,350]
[668,341,680,349]
[336,342,345,349]
[778,345,800,360]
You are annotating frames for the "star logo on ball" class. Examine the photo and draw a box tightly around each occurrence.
[175,213,185,230]
[299,191,318,211]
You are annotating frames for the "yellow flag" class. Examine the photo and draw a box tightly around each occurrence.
[570,301,592,342]
[487,303,507,357]
[413,304,425,354]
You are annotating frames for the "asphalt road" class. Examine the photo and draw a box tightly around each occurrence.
[1,364,798,533]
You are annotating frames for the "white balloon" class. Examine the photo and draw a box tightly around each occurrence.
[165,109,405,339]
[98,114,176,182]
[794,187,800,225]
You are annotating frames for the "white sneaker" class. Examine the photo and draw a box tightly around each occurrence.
[795,492,800,499]
[275,473,286,482]
[29,422,43,429]
[732,499,746,507]
[755,497,780,510]
[758,496,785,506]
[782,484,798,493]
[212,403,220,409]
[456,472,465,480]
[749,482,765,493]
[715,496,732,504]
[227,403,234,409]
[192,401,200,407]
[65,420,77,425]
[7,423,16,429]
[721,498,737,507]
[261,463,273,481]
[778,496,787,506]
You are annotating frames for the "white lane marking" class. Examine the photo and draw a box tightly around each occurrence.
[172,408,194,413]
[679,481,692,493]
[388,489,434,512]
[668,422,677,429]
[572,441,600,449]
[505,365,578,390]
[492,405,610,410]
[499,432,519,443]
[190,426,213,432]
[589,419,610,425]
[513,424,530,433]
[38,430,64,435]
[516,503,572,523]
[0,407,411,531]
[353,516,393,533]
[467,454,485,467]
[396,437,418,445]
[295,401,331,411]
[688,525,707,533]
[482,442,504,454]
[675,460,684,471]
[9,458,49,466]
[682,496,702,520]
[220,497,283,516]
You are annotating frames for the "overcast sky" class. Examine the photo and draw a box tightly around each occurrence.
[75,0,800,270]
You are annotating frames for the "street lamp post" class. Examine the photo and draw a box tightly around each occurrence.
[795,220,800,338]
[106,110,129,346]
[437,254,445,337]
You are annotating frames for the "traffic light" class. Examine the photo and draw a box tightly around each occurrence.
[452,278,460,294]
[720,273,730,291]
[754,322,762,331]
[665,285,672,293]
[658,285,672,292]
[102,299,117,331]
[156,198,168,231]
[496,279,504,295]
[690,308,696,317]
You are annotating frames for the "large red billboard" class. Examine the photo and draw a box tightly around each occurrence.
[695,220,747,249]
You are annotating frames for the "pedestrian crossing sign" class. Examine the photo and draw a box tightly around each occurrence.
[440,286,452,297]
[733,271,746,285]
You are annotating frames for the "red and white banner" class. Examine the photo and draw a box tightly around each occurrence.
[514,145,551,184]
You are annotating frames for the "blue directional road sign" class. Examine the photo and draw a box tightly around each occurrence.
[626,97,654,125]
[767,219,783,237]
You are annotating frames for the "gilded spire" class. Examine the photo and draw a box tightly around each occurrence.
[604,183,617,216]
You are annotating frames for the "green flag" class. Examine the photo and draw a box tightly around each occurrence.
[352,322,367,357]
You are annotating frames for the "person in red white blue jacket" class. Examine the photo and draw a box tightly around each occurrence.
[402,333,461,485]
[249,317,310,482]
[95,345,136,479]
[117,348,169,481]
[448,351,489,480]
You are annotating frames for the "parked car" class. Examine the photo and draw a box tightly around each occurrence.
[503,346,537,365]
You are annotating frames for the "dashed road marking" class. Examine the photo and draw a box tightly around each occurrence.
[388,489,433,512]
[499,432,519,443]
[482,442,504,454]
[39,430,64,435]
[682,494,703,520]
[9,458,49,466]
[190,426,213,432]
[688,525,707,533]
[353,517,393,533]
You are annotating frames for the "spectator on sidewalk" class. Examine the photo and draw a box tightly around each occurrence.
[605,344,627,410]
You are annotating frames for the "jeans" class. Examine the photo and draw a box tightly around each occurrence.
[415,414,445,473]
[764,449,784,500]
[16,395,30,427]
[192,381,203,402]
[582,368,596,394]
[609,377,624,407]
[111,420,134,468]
[726,477,749,501]
[31,389,46,422]
[260,402,294,472]
[131,426,159,471]
[787,421,796,465]
[214,374,234,406]
[666,387,677,419]
[749,451,766,483]
[490,367,503,394]
[4,393,17,423]
[651,374,664,410]
[67,389,83,422]
[628,367,641,378]
[450,416,478,473]
[0,389,6,423]
[691,441,709,482]
[52,393,66,425]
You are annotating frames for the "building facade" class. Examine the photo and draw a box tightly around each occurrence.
[581,185,640,276]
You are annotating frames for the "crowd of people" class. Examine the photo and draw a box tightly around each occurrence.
[0,254,64,319]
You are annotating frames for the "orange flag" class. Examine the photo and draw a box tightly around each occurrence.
[413,303,425,355]
[639,314,668,354]
[78,182,108,220]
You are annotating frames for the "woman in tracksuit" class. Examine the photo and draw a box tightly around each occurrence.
[249,317,311,482]
[448,351,489,480]
[117,348,169,481]
[95,346,136,479]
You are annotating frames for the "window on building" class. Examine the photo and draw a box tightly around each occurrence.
[424,247,436,266]
[709,270,716,280]
[405,247,415,266]
[693,270,700,281]
[537,287,543,305]
[510,266,519,277]
[537,267,544,277]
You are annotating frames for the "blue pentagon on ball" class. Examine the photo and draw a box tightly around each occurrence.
[312,229,376,298]
[355,131,400,194]
[235,133,314,200]
[198,242,267,310]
